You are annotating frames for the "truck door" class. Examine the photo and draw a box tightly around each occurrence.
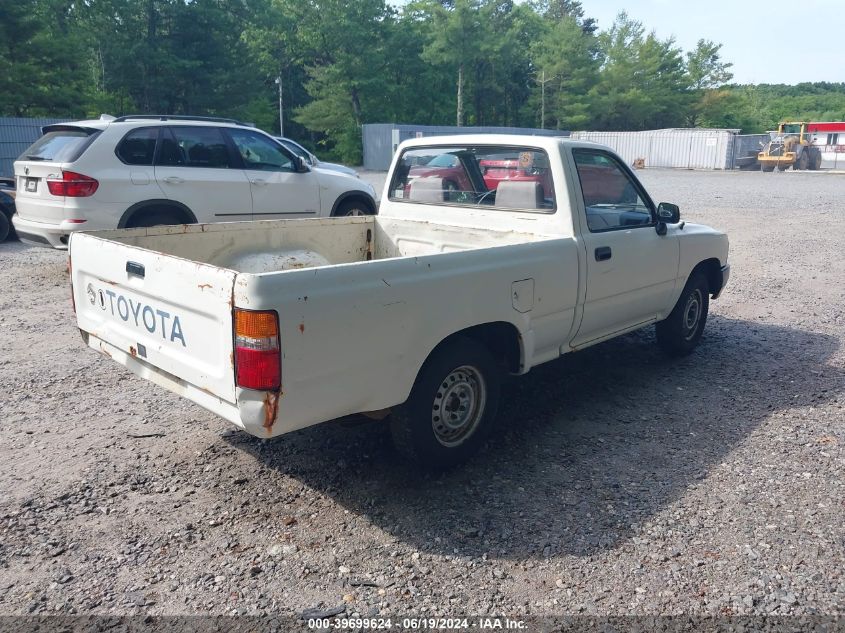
[225,129,321,219]
[569,148,679,347]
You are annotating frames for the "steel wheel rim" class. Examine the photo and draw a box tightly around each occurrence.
[683,289,703,340]
[431,365,486,447]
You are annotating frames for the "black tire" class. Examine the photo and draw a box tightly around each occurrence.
[810,152,822,170]
[796,152,809,170]
[335,199,373,217]
[126,207,186,228]
[656,272,710,357]
[761,164,775,172]
[390,337,502,470]
[0,212,9,242]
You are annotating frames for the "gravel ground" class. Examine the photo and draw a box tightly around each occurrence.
[0,169,843,621]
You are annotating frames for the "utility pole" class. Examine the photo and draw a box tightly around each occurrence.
[533,69,557,129]
[275,74,284,136]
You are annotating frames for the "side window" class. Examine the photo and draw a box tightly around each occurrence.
[227,129,294,172]
[157,127,232,168]
[116,128,158,165]
[572,150,653,232]
[388,145,555,212]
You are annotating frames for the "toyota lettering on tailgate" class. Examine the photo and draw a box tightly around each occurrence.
[87,283,186,346]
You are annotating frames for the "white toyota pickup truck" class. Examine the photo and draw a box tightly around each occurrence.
[70,135,729,468]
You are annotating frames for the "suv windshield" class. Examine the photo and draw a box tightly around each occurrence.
[20,129,99,162]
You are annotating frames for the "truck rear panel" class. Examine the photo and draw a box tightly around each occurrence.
[71,232,238,405]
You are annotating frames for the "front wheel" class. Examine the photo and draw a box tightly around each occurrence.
[336,200,372,217]
[390,337,502,469]
[656,272,710,356]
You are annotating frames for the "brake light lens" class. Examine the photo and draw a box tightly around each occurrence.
[234,309,281,390]
[47,171,99,197]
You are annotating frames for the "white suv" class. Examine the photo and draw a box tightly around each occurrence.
[12,115,377,249]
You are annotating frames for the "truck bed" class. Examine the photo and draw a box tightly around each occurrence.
[100,216,553,273]
[71,216,578,438]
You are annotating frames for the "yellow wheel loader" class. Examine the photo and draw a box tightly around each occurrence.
[758,122,823,172]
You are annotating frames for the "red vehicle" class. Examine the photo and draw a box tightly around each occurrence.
[478,152,553,199]
[407,154,473,198]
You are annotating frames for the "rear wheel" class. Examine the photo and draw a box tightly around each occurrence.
[656,272,710,356]
[0,212,9,242]
[390,337,501,470]
[796,152,809,170]
[126,206,187,228]
[810,152,822,170]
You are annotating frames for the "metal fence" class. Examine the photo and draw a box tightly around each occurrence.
[730,134,770,170]
[364,126,776,172]
[362,123,568,170]
[0,117,70,177]
[569,129,745,170]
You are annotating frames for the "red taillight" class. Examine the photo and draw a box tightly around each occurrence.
[234,309,281,390]
[47,171,99,197]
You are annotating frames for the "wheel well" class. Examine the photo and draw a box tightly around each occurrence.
[433,322,523,375]
[331,193,376,216]
[690,258,722,297]
[118,200,197,228]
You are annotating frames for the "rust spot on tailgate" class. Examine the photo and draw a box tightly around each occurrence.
[198,283,212,291]
[366,228,373,261]
[263,392,281,432]
[298,323,305,334]
[129,346,137,357]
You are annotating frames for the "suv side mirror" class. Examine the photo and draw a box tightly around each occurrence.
[294,156,310,173]
[656,202,680,224]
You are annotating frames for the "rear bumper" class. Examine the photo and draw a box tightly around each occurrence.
[12,215,88,249]
[84,332,292,438]
[712,263,730,299]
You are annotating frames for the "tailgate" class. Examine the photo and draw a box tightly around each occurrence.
[70,232,238,403]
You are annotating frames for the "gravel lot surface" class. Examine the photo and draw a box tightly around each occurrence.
[0,169,843,621]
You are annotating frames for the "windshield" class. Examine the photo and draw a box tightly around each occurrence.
[20,129,99,162]
[278,138,313,163]
[426,154,459,167]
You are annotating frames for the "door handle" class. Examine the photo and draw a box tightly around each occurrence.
[595,246,612,261]
[250,178,267,186]
[162,176,184,184]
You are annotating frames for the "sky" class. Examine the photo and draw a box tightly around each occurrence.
[580,0,843,84]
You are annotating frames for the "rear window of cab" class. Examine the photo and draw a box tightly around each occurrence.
[389,145,556,213]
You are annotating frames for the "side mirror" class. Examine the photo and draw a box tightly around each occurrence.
[656,202,680,224]
[294,156,310,173]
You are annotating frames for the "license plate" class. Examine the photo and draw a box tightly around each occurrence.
[25,178,37,193]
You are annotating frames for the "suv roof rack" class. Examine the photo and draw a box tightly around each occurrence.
[111,115,249,126]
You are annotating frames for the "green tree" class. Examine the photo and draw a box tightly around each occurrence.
[416,0,485,126]
[591,12,690,130]
[0,1,92,116]
[294,0,397,162]
[685,39,734,126]
[529,12,600,129]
